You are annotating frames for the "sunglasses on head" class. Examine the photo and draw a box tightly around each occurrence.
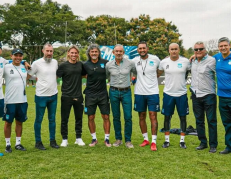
[194,48,204,52]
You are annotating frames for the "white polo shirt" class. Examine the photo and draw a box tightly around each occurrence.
[133,54,160,95]
[28,58,58,96]
[0,57,8,99]
[3,64,27,104]
[159,56,190,97]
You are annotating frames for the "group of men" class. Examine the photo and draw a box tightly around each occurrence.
[0,36,231,155]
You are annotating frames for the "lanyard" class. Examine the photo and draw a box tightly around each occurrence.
[140,57,148,75]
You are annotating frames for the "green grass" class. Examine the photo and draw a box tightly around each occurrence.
[0,85,230,178]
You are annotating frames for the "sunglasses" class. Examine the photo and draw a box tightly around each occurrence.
[194,48,204,52]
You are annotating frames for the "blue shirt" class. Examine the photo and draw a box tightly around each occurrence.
[214,53,231,97]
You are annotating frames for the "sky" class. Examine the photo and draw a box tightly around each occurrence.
[1,0,231,49]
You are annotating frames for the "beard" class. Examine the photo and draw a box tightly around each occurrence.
[44,57,52,63]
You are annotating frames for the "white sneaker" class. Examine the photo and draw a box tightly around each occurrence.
[60,139,68,147]
[75,138,85,146]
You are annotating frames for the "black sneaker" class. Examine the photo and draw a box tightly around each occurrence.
[35,141,46,150]
[15,144,26,151]
[162,141,170,148]
[180,142,187,149]
[5,145,12,153]
[50,140,60,149]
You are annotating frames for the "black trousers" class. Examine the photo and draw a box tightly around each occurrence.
[61,96,84,139]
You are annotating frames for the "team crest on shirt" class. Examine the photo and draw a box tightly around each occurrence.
[229,60,231,65]
[149,61,154,66]
[100,63,105,68]
[177,63,182,68]
[21,68,26,73]
[10,69,14,74]
[0,63,3,68]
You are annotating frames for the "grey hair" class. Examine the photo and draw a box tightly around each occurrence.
[218,37,230,45]
[194,41,204,45]
[43,43,53,50]
[113,44,124,51]
[86,44,102,60]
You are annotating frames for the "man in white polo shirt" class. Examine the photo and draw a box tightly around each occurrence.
[28,43,59,150]
[133,41,160,151]
[158,43,190,149]
[3,48,28,153]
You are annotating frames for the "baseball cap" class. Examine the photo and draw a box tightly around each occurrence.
[12,48,23,55]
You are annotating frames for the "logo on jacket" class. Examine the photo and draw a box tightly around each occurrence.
[21,68,26,73]
[149,61,154,66]
[177,63,182,68]
[100,63,105,68]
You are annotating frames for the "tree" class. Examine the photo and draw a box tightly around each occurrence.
[86,15,130,45]
[127,14,184,59]
[0,0,88,62]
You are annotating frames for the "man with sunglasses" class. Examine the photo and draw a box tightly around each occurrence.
[214,37,231,154]
[190,41,217,153]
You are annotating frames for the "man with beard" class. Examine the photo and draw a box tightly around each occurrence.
[158,43,190,149]
[83,44,111,147]
[106,44,136,148]
[57,45,86,147]
[28,43,59,150]
[132,42,160,151]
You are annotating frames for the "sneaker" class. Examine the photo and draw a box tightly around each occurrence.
[5,145,12,153]
[139,140,150,147]
[104,139,112,147]
[125,141,134,149]
[50,140,60,149]
[151,142,157,151]
[15,144,26,151]
[75,138,85,146]
[35,141,46,150]
[60,139,68,147]
[180,142,187,149]
[162,141,170,148]
[89,139,98,147]
[113,140,123,147]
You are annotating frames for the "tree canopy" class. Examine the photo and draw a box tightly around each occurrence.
[0,0,185,61]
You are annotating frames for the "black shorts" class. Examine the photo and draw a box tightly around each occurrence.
[84,95,110,115]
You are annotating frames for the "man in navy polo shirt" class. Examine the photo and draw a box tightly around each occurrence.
[214,37,231,154]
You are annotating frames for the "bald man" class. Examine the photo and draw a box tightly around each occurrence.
[157,43,191,149]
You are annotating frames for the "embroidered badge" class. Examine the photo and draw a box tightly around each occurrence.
[100,63,105,68]
[177,63,182,68]
[21,68,26,73]
[0,63,3,68]
[149,61,154,66]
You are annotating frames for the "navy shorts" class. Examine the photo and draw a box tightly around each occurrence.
[3,102,28,123]
[0,99,4,118]
[134,94,160,112]
[85,95,110,115]
[161,93,189,116]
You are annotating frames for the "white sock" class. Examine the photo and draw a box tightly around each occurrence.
[165,135,170,142]
[5,138,11,146]
[16,137,21,146]
[105,134,110,140]
[180,135,185,142]
[91,133,97,140]
[152,135,157,144]
[142,133,149,141]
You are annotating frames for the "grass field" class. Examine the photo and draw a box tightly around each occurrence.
[0,85,230,179]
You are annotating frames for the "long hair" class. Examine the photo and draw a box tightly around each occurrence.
[86,44,102,60]
[66,45,80,61]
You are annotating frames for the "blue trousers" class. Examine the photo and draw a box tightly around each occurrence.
[34,94,57,142]
[191,93,217,147]
[109,88,132,142]
[219,97,231,151]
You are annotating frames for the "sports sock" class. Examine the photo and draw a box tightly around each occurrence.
[5,138,11,146]
[16,137,21,146]
[152,135,157,144]
[91,133,97,140]
[105,134,110,140]
[165,135,170,142]
[142,133,149,141]
[180,135,185,142]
